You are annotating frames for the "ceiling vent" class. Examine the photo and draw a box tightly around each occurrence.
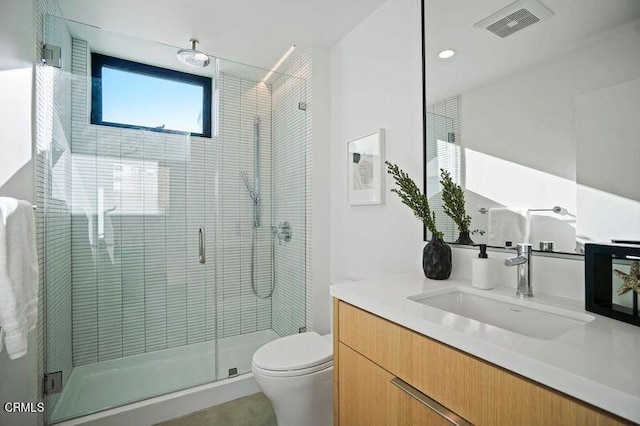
[474,0,554,38]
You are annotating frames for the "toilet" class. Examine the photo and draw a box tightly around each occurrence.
[252,332,333,426]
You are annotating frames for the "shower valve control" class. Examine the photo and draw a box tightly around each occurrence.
[272,222,292,245]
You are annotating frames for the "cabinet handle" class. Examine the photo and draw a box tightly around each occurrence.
[390,377,472,426]
[199,228,206,264]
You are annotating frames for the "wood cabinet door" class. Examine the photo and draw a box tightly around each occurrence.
[339,343,465,426]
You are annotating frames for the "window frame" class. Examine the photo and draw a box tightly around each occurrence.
[91,52,212,138]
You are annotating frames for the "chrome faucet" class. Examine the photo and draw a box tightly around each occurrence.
[504,243,533,298]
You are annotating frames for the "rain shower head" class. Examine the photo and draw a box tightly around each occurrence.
[177,39,210,68]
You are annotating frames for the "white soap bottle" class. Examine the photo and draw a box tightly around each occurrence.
[472,244,494,290]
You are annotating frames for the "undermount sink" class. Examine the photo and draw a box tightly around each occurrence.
[408,287,594,340]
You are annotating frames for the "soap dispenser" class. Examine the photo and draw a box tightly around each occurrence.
[472,244,494,290]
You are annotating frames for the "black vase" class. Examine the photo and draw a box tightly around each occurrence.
[423,234,452,280]
[454,231,474,245]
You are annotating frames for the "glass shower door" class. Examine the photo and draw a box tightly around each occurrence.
[40,15,220,423]
[45,129,219,422]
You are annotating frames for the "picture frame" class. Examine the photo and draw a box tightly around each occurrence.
[585,242,640,327]
[347,129,385,206]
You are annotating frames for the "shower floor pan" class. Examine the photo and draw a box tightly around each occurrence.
[50,329,280,423]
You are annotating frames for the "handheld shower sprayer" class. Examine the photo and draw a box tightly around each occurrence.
[241,171,260,228]
[242,116,261,229]
[241,171,258,203]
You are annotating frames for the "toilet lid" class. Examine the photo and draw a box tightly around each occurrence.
[252,332,332,371]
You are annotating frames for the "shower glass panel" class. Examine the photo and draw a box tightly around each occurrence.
[39,15,307,424]
[214,57,308,381]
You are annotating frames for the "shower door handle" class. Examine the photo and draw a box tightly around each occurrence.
[199,228,206,264]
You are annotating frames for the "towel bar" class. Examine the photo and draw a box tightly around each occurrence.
[478,206,567,215]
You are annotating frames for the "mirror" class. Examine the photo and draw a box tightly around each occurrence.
[423,0,640,255]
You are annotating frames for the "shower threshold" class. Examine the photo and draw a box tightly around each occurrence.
[50,329,280,423]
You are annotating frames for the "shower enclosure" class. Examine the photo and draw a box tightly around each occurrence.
[37,14,308,423]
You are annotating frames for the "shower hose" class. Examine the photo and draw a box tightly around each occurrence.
[251,226,275,299]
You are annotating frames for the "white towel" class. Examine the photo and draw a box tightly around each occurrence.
[488,207,530,247]
[0,197,38,359]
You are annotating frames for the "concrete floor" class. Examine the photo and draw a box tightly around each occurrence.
[156,393,277,426]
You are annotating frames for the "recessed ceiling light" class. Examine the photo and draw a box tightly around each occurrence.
[438,49,456,59]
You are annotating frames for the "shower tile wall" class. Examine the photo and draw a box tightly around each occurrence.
[35,5,73,419]
[69,40,273,364]
[271,48,310,336]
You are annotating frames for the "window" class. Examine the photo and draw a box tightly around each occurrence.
[91,53,212,137]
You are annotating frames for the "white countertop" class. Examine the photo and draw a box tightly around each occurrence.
[330,274,640,423]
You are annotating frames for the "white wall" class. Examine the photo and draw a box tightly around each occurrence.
[0,1,38,425]
[0,333,38,426]
[0,0,35,203]
[330,0,424,281]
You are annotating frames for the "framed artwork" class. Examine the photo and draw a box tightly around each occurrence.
[347,129,385,206]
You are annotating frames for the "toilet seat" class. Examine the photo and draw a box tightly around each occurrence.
[252,359,333,378]
[252,332,333,378]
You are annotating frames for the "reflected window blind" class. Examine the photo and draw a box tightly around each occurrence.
[425,95,461,241]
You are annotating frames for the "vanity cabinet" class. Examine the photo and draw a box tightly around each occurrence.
[339,342,455,425]
[333,299,628,426]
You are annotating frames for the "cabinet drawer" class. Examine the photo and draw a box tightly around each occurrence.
[339,342,465,425]
[337,300,627,425]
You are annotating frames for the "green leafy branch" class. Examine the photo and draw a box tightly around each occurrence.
[439,169,471,234]
[386,161,443,240]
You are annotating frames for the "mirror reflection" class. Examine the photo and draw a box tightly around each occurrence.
[424,0,640,254]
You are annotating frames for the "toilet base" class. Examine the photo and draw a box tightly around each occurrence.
[253,366,333,426]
